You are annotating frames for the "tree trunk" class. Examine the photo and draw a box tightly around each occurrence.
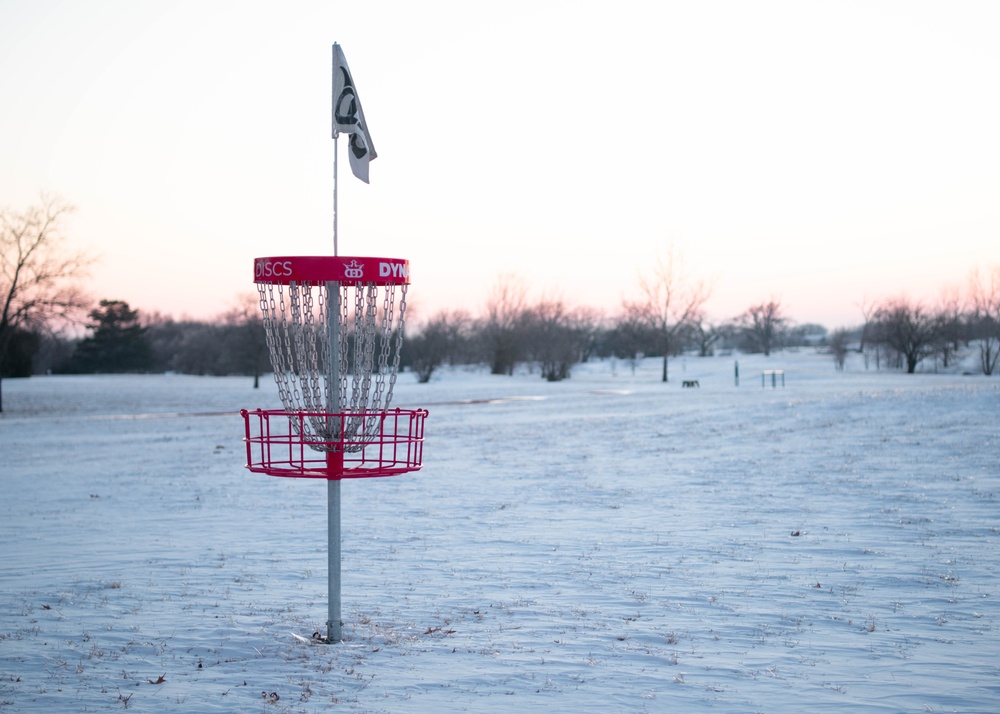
[981,339,998,375]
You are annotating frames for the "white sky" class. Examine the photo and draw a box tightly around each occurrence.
[1,0,998,328]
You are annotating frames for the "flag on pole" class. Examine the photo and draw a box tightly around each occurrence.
[332,43,377,183]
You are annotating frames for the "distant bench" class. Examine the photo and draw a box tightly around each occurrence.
[681,380,700,388]
[762,370,785,388]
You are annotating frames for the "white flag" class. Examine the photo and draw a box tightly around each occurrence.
[332,43,377,183]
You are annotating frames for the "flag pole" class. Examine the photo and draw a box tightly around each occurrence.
[333,131,339,256]
[328,46,342,644]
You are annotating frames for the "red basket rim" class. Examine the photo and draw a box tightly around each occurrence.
[254,256,409,286]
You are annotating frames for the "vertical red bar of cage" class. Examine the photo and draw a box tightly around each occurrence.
[241,409,254,470]
[325,412,345,479]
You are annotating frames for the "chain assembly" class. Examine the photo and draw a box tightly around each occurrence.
[256,279,406,452]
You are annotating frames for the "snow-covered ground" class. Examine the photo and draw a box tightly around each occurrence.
[1,351,998,713]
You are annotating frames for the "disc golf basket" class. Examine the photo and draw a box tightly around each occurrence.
[241,255,427,643]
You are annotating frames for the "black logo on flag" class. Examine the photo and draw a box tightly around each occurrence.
[335,67,370,161]
[334,67,359,128]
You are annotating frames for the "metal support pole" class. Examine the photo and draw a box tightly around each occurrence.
[325,281,343,643]
[327,476,342,642]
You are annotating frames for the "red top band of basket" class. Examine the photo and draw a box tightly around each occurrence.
[253,256,410,286]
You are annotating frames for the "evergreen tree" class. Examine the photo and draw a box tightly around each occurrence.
[64,300,152,373]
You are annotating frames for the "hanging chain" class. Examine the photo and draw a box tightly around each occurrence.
[387,283,407,405]
[339,283,350,415]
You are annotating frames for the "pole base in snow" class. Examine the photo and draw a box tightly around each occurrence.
[325,620,343,644]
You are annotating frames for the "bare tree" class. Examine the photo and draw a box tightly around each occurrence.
[857,296,881,369]
[873,297,939,373]
[482,273,529,376]
[404,309,472,383]
[968,265,1000,375]
[739,298,787,356]
[932,284,967,369]
[522,297,598,381]
[629,245,711,382]
[605,303,653,375]
[221,294,268,387]
[573,305,604,364]
[829,328,851,371]
[690,316,723,357]
[1,195,92,410]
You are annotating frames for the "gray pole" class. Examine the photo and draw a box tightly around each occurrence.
[326,124,343,642]
[327,477,342,641]
[326,279,342,643]
[333,131,339,256]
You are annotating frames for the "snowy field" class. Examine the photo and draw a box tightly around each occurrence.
[1,351,998,713]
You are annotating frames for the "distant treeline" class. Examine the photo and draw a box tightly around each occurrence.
[401,290,998,381]
[9,275,999,382]
[19,299,269,383]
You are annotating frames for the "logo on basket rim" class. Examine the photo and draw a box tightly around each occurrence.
[256,259,293,279]
[379,261,409,279]
[343,260,364,279]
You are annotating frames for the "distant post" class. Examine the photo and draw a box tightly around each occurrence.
[734,360,740,387]
[761,369,785,388]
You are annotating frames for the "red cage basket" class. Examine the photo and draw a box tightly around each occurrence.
[242,407,428,479]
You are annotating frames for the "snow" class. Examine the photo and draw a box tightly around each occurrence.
[1,351,998,713]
